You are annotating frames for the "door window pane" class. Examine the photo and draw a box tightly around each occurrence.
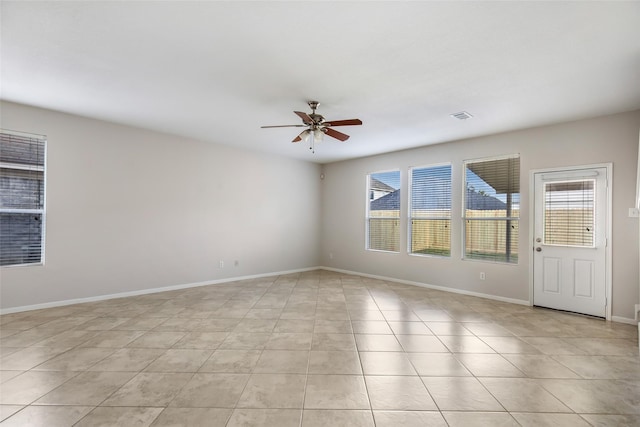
[544,180,594,247]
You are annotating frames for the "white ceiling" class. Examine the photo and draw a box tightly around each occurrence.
[2,1,639,164]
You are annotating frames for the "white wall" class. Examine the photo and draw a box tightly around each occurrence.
[320,110,640,321]
[0,101,322,310]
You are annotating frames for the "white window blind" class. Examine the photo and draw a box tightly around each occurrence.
[0,130,46,266]
[544,180,594,247]
[409,164,451,256]
[367,170,400,252]
[464,155,519,263]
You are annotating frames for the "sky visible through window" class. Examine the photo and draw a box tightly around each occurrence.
[465,169,520,207]
[412,165,451,185]
[411,165,451,210]
[373,170,400,190]
[373,168,521,208]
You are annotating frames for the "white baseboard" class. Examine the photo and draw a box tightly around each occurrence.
[320,266,530,306]
[321,267,640,325]
[3,266,637,328]
[0,267,320,315]
[611,316,638,325]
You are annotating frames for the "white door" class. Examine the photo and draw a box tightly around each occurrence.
[533,167,608,317]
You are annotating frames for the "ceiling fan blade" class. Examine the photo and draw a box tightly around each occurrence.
[292,129,310,143]
[294,111,313,125]
[323,119,362,127]
[261,124,306,128]
[324,127,350,142]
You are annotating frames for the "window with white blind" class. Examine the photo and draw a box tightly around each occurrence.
[464,155,519,263]
[0,130,46,267]
[409,164,451,256]
[367,170,400,252]
[544,180,595,247]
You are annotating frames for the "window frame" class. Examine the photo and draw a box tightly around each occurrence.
[408,162,452,258]
[366,169,401,253]
[0,129,47,268]
[462,154,520,264]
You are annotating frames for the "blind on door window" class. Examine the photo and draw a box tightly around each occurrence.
[0,130,46,266]
[409,164,451,256]
[367,170,400,252]
[544,180,594,247]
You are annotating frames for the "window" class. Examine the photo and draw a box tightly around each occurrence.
[464,155,519,263]
[409,164,451,256]
[0,130,46,266]
[544,179,595,247]
[367,170,400,252]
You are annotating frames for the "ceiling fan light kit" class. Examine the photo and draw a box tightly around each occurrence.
[261,101,362,153]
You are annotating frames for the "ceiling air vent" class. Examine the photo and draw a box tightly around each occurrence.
[450,111,473,120]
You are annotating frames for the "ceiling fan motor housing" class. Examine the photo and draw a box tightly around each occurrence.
[308,101,324,125]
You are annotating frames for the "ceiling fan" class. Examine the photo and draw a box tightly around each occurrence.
[261,101,362,151]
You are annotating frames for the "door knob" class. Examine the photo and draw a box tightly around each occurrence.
[535,247,542,252]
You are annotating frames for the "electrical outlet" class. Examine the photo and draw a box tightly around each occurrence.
[480,272,485,280]
[219,260,224,268]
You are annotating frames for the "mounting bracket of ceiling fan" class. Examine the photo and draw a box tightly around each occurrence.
[261,101,362,152]
[305,101,323,128]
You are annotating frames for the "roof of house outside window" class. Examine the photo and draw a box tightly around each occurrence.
[370,177,396,193]
[371,188,507,211]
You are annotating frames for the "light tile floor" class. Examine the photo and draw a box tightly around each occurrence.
[1,270,639,426]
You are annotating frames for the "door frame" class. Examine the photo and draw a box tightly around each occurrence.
[528,163,613,320]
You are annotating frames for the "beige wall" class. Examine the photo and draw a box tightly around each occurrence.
[2,101,638,321]
[321,110,640,321]
[0,101,322,310]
